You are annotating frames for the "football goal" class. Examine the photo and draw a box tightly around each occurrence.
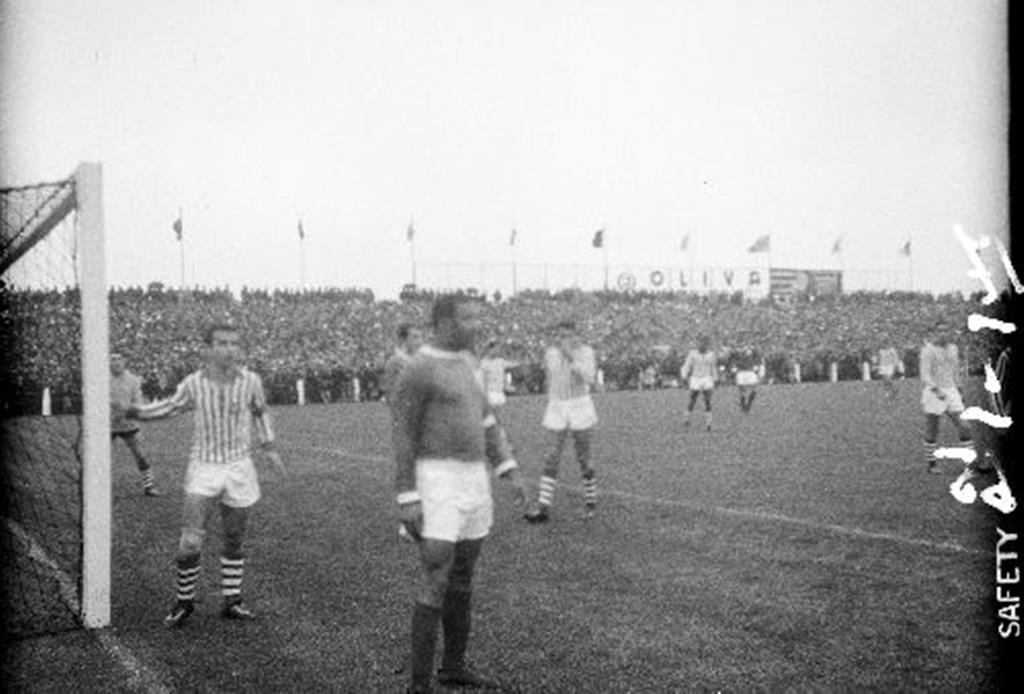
[1,163,110,637]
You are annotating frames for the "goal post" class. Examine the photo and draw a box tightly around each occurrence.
[0,162,110,635]
[77,162,111,629]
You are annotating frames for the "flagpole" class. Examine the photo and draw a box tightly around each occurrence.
[510,227,518,297]
[178,207,185,290]
[603,227,609,291]
[907,233,914,292]
[409,219,417,287]
[298,218,306,290]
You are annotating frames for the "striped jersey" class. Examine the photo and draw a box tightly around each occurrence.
[111,370,144,433]
[544,344,596,402]
[135,366,274,464]
[480,356,514,397]
[681,349,717,381]
[919,342,959,390]
[381,348,414,400]
[878,347,901,370]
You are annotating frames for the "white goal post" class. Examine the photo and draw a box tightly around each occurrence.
[77,162,111,628]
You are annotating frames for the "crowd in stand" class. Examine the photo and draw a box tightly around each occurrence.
[0,282,1010,414]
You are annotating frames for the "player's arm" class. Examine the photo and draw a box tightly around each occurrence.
[570,346,597,385]
[249,374,284,474]
[919,347,937,391]
[680,352,693,381]
[482,405,526,504]
[391,365,429,539]
[127,378,192,420]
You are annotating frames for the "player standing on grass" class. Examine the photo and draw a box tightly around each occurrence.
[110,353,161,496]
[381,322,425,402]
[680,335,717,431]
[734,345,761,414]
[877,343,904,401]
[391,295,527,693]
[919,328,974,474]
[127,323,285,628]
[525,319,599,523]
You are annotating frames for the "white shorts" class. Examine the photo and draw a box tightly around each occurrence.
[688,376,714,392]
[922,387,965,416]
[184,457,260,508]
[487,391,507,408]
[736,371,759,387]
[417,459,493,543]
[543,396,598,431]
[879,365,896,378]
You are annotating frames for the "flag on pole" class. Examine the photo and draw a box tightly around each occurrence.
[407,221,415,242]
[510,228,517,247]
[831,237,842,254]
[172,216,183,241]
[298,219,305,240]
[747,234,770,253]
[680,234,690,252]
[900,240,912,256]
[592,228,605,248]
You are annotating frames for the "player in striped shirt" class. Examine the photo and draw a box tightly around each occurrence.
[525,319,599,523]
[877,344,904,401]
[734,346,762,413]
[127,323,285,628]
[390,295,526,693]
[680,336,717,431]
[919,329,973,474]
[110,353,161,495]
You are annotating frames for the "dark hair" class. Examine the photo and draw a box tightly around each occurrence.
[555,319,577,332]
[431,295,467,329]
[396,322,414,341]
[204,322,239,345]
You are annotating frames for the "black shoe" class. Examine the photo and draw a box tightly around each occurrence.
[524,508,549,524]
[163,601,194,629]
[583,504,596,518]
[221,601,256,620]
[437,667,500,689]
[144,486,163,497]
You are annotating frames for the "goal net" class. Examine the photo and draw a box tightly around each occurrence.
[1,163,110,638]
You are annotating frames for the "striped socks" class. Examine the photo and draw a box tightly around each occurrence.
[176,557,200,604]
[221,557,244,603]
[538,476,557,508]
[583,474,597,509]
[923,440,939,471]
[141,468,155,490]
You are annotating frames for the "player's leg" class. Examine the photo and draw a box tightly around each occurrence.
[922,413,941,473]
[702,389,713,430]
[573,428,597,515]
[745,385,757,412]
[122,431,161,496]
[526,428,568,522]
[684,389,699,426]
[437,538,495,688]
[410,538,456,693]
[738,384,748,412]
[219,503,253,619]
[947,409,975,459]
[165,493,213,627]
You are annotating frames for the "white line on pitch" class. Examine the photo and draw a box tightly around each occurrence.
[3,517,173,693]
[291,443,988,556]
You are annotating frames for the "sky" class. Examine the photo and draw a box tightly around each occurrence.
[0,0,1011,299]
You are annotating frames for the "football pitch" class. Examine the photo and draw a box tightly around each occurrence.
[3,379,1013,692]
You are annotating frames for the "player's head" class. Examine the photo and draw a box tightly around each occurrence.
[431,294,481,352]
[203,322,242,368]
[554,320,579,350]
[397,322,424,355]
[483,338,500,356]
[110,352,126,375]
[697,335,710,352]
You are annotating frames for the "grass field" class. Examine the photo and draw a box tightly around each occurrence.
[3,379,1019,692]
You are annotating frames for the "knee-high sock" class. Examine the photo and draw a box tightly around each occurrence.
[411,603,441,690]
[538,475,557,507]
[221,556,244,603]
[441,590,472,673]
[583,472,597,508]
[176,553,200,604]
